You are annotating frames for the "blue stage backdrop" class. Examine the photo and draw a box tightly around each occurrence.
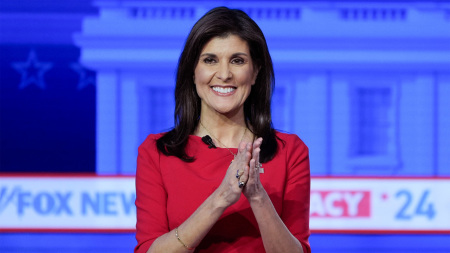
[0,45,96,172]
[1,0,450,253]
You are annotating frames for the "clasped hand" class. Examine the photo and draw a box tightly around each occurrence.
[214,137,264,208]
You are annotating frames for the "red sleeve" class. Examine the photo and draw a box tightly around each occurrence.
[280,134,311,253]
[134,135,169,253]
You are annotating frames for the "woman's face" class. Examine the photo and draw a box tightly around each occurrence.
[194,34,258,116]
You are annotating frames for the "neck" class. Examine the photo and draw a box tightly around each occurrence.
[196,108,250,148]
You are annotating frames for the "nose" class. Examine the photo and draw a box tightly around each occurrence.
[216,63,232,81]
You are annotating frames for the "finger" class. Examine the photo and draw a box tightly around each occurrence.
[237,141,248,156]
[241,142,252,164]
[238,141,247,153]
[238,165,249,188]
[252,138,262,168]
[253,137,263,150]
[236,142,250,160]
[236,167,244,180]
[252,147,261,167]
[231,143,250,181]
[235,168,242,179]
[252,144,260,160]
[246,142,252,156]
[251,155,262,181]
[233,142,252,177]
[248,158,256,181]
[234,141,246,163]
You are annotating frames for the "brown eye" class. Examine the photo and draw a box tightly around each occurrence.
[203,57,216,64]
[231,58,244,65]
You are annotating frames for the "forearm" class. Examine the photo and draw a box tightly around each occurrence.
[147,191,226,253]
[251,190,304,253]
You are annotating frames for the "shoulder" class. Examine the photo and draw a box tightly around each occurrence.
[139,133,164,147]
[138,133,166,155]
[274,131,309,166]
[137,133,168,173]
[275,131,308,152]
[273,131,310,177]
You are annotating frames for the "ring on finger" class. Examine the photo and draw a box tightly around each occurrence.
[236,169,244,179]
[238,181,246,188]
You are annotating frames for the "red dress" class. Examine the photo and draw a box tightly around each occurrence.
[135,132,311,253]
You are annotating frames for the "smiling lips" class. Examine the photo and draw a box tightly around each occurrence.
[211,86,237,96]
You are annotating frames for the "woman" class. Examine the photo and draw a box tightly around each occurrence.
[135,7,311,253]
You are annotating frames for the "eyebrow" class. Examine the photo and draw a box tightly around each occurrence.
[200,52,249,58]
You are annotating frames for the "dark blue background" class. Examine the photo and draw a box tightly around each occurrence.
[0,45,95,172]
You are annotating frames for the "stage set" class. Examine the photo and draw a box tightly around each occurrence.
[1,0,449,252]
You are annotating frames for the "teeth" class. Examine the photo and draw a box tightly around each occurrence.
[212,87,235,94]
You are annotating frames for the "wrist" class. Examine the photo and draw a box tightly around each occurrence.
[248,188,268,207]
[210,189,231,211]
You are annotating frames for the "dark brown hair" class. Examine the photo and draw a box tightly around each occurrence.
[156,6,279,163]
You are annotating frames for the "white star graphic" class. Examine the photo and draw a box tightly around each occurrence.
[70,62,96,90]
[11,50,53,90]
